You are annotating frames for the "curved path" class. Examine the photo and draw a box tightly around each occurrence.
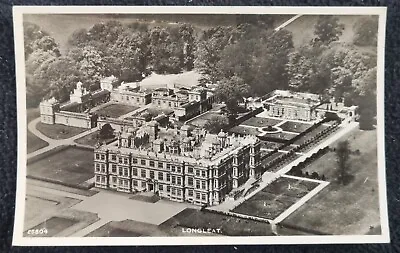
[27,118,97,159]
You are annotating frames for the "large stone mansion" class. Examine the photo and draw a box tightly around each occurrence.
[94,121,261,206]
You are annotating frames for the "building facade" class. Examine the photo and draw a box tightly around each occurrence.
[94,123,261,206]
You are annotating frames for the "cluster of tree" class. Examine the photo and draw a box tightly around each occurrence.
[195,21,294,113]
[353,16,379,47]
[24,21,196,107]
[99,123,114,139]
[285,16,378,128]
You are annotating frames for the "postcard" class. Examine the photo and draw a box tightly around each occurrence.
[12,6,389,245]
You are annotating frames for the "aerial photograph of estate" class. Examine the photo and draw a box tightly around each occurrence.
[21,12,382,238]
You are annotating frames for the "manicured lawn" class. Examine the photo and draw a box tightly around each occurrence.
[27,108,49,153]
[283,129,381,235]
[186,111,221,128]
[232,177,319,220]
[36,122,88,140]
[229,125,261,136]
[24,216,78,237]
[160,208,275,236]
[74,130,115,147]
[27,129,49,153]
[95,104,139,118]
[241,117,282,128]
[27,146,94,187]
[280,121,313,133]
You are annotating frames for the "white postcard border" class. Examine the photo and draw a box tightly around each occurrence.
[12,5,389,246]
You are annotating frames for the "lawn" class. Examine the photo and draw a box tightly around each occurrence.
[36,122,88,140]
[24,216,78,237]
[229,125,261,136]
[160,208,276,236]
[95,104,139,118]
[186,111,221,128]
[74,130,115,147]
[282,129,381,235]
[241,117,282,128]
[279,121,313,133]
[27,108,49,153]
[232,177,319,220]
[27,146,94,188]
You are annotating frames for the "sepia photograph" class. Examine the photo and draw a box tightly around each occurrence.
[12,6,389,246]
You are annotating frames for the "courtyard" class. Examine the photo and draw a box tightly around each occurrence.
[94,103,139,118]
[36,122,88,140]
[27,146,94,188]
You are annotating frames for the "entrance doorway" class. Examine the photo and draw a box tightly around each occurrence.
[147,182,154,192]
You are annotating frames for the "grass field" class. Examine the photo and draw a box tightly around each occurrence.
[27,146,94,187]
[241,117,282,128]
[186,111,221,128]
[95,104,139,118]
[232,177,319,220]
[36,122,88,140]
[24,216,78,237]
[229,125,261,136]
[280,121,313,133]
[283,129,381,235]
[27,108,49,153]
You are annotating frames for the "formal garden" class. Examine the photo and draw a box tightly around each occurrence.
[231,177,320,220]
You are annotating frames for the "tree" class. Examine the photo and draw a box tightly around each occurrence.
[353,16,378,46]
[330,66,353,100]
[314,16,344,45]
[195,26,235,83]
[109,32,150,82]
[335,140,351,184]
[179,24,196,71]
[23,21,58,59]
[204,115,229,134]
[99,123,114,139]
[215,76,250,114]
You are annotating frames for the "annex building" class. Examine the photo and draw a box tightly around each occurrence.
[94,122,261,206]
[39,76,215,130]
[262,90,357,122]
